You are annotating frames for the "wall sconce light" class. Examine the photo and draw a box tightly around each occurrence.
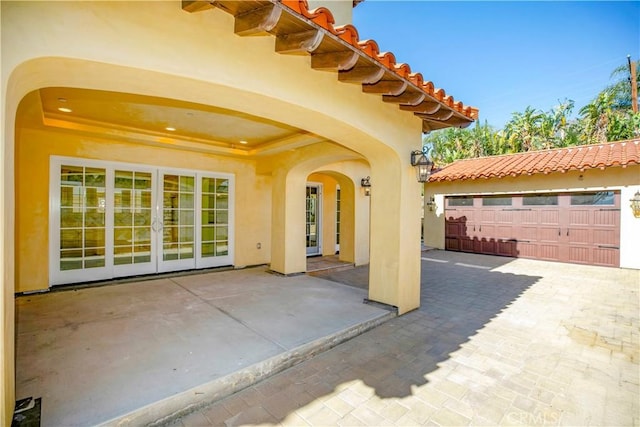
[410,149,434,183]
[630,191,640,218]
[425,195,436,211]
[361,176,371,196]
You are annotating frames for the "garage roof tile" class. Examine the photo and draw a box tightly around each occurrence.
[429,138,640,182]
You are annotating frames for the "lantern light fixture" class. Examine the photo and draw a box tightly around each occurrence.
[410,149,434,183]
[425,195,436,211]
[361,176,371,196]
[630,191,640,218]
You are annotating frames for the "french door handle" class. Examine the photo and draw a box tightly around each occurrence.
[152,218,164,232]
[151,205,163,232]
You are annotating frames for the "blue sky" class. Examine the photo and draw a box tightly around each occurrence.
[352,1,640,130]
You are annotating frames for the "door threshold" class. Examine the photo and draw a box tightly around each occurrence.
[18,265,250,296]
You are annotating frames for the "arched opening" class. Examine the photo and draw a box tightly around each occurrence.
[4,50,424,422]
[2,0,478,421]
[307,167,370,266]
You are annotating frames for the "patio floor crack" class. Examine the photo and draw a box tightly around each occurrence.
[168,277,289,351]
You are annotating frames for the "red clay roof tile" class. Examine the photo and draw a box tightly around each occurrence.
[280,0,477,121]
[429,139,640,182]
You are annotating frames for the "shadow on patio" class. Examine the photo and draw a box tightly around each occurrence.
[171,250,546,425]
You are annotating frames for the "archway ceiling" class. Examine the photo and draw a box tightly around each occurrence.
[37,87,330,157]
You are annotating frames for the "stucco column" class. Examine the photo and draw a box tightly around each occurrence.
[367,157,422,315]
[270,169,307,275]
[353,185,371,266]
[1,65,18,427]
[337,181,356,263]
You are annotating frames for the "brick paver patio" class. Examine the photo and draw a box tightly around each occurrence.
[170,250,639,426]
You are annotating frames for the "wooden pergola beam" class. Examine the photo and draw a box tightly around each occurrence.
[338,66,385,85]
[276,29,324,54]
[182,0,215,13]
[234,4,282,36]
[311,51,359,71]
[382,91,425,106]
[400,100,441,114]
[362,80,407,96]
[415,108,455,121]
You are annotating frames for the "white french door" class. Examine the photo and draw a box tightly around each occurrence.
[113,166,156,277]
[158,171,196,273]
[50,157,234,286]
[306,184,322,256]
[335,186,341,253]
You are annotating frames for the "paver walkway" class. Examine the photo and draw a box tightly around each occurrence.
[170,251,639,426]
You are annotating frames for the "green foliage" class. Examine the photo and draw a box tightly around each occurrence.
[424,121,499,165]
[424,62,640,165]
[578,90,640,144]
[605,60,640,110]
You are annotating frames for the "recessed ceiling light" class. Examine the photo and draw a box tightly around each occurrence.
[239,140,248,145]
[57,97,67,103]
[165,127,176,131]
[58,107,72,113]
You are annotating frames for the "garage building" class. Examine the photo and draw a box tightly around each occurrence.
[424,139,640,269]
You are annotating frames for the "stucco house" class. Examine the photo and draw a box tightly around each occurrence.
[0,0,478,421]
[423,139,640,270]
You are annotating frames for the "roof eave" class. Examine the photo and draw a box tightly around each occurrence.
[183,0,477,131]
[428,139,640,182]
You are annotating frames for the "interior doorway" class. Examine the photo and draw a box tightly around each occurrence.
[305,184,322,256]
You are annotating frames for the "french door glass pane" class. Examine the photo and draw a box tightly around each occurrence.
[114,170,152,265]
[201,177,229,258]
[216,242,228,256]
[163,174,195,261]
[134,245,151,263]
[306,187,318,250]
[336,188,341,245]
[202,243,214,257]
[59,165,106,271]
[54,160,233,285]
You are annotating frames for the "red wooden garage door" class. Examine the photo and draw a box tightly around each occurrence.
[444,192,620,267]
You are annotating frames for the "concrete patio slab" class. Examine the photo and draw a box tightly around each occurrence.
[170,250,640,427]
[15,266,392,426]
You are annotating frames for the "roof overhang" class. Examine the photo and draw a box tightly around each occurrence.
[429,139,640,182]
[183,0,478,133]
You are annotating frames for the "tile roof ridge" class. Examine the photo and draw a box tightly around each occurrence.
[443,138,640,164]
[430,138,639,182]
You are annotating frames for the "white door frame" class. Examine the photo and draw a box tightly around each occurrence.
[306,182,323,256]
[49,156,234,286]
[335,185,340,253]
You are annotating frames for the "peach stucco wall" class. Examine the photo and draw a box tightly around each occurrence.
[2,1,426,421]
[15,126,274,293]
